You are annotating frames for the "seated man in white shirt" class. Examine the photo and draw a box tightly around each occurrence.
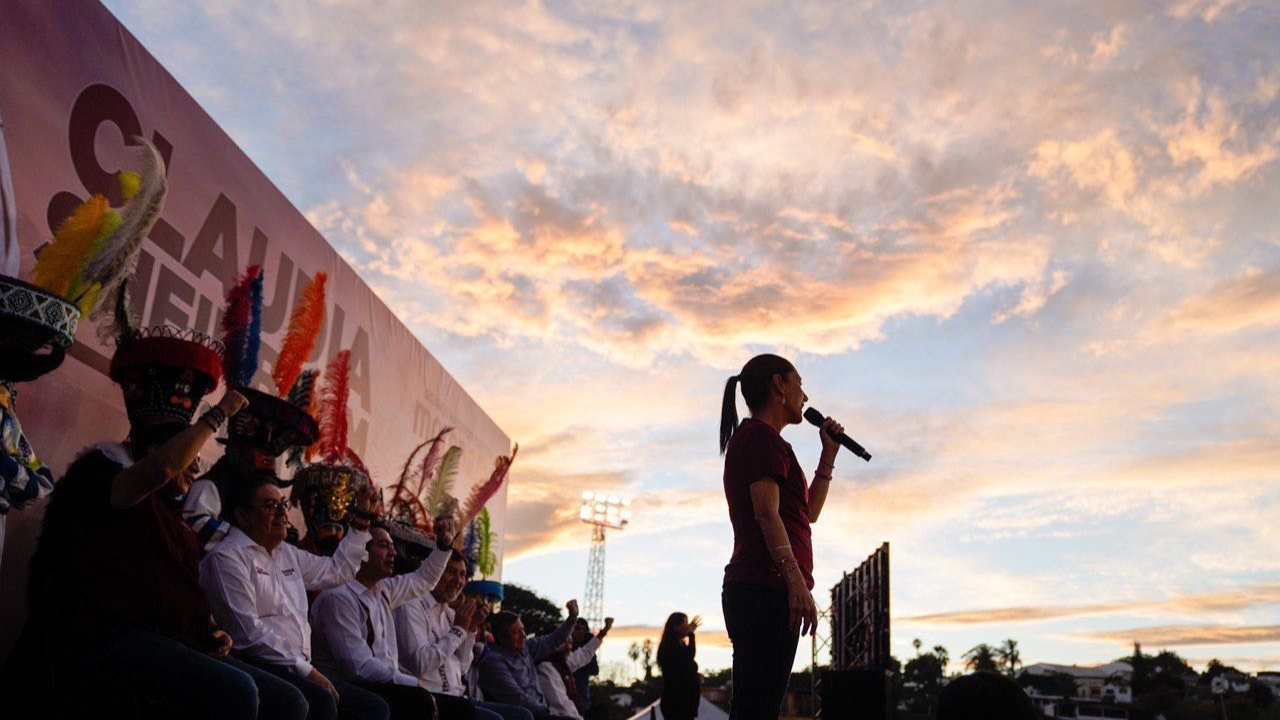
[395,548,534,720]
[536,618,611,719]
[311,522,458,720]
[200,475,390,720]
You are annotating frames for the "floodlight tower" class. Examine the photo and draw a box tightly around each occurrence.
[579,491,632,628]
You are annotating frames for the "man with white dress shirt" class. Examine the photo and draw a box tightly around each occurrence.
[311,522,458,720]
[201,475,390,720]
[535,618,611,719]
[395,548,534,720]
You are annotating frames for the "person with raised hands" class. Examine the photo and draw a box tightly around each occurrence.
[477,600,584,720]
[201,476,389,720]
[535,616,612,719]
[310,518,462,720]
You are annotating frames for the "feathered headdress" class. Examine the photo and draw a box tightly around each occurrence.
[273,272,327,398]
[388,426,456,531]
[285,369,319,468]
[220,265,264,388]
[27,138,168,343]
[315,349,352,463]
[460,443,518,527]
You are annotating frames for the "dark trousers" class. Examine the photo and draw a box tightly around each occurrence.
[722,582,800,720]
[249,660,391,720]
[80,627,308,720]
[355,682,441,720]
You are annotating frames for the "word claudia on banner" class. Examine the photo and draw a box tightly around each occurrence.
[49,84,377,440]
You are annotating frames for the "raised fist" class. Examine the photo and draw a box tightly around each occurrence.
[566,599,579,619]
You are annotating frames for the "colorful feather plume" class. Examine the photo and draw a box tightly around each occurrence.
[463,520,479,578]
[220,266,264,388]
[316,350,352,463]
[29,194,109,298]
[287,369,319,412]
[425,445,462,518]
[412,427,454,499]
[460,443,518,527]
[86,139,169,337]
[475,507,496,577]
[273,272,327,397]
[284,369,319,468]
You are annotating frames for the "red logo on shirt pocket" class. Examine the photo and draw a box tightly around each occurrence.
[255,567,270,576]
[282,568,296,577]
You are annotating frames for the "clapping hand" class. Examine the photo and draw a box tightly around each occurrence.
[455,598,479,632]
[689,615,702,634]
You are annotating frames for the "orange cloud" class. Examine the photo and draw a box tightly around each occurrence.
[1080,625,1280,647]
[903,582,1280,626]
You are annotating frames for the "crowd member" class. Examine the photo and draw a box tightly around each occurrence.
[201,474,388,720]
[535,617,612,719]
[568,619,598,713]
[657,613,701,720]
[0,138,166,570]
[183,386,319,551]
[393,538,533,720]
[311,522,460,719]
[26,319,308,719]
[935,672,1038,720]
[185,268,324,552]
[476,601,582,720]
[718,353,847,720]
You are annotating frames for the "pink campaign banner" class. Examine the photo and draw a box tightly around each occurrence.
[0,0,512,655]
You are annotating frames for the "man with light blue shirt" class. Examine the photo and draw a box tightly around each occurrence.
[477,601,581,720]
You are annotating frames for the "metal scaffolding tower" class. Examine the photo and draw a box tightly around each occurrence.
[579,492,631,629]
[583,524,608,627]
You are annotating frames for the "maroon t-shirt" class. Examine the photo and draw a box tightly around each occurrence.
[722,418,814,590]
[68,447,214,648]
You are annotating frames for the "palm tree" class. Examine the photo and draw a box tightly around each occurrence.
[963,643,999,673]
[996,639,1022,678]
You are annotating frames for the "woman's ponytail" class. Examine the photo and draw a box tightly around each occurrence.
[719,375,740,455]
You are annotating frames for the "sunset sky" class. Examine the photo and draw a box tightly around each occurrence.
[104,0,1280,677]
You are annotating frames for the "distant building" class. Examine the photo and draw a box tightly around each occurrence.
[1210,672,1252,696]
[1023,662,1134,705]
[1256,671,1280,697]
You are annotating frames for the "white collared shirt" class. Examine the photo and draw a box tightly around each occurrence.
[394,592,475,694]
[537,637,602,719]
[310,548,451,686]
[199,525,370,676]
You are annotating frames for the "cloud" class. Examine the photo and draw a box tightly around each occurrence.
[1080,625,1280,647]
[104,0,1280,670]
[903,582,1280,627]
[1159,268,1280,336]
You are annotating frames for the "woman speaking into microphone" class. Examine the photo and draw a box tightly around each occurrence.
[719,353,844,720]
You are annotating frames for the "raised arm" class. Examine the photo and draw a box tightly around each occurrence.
[111,391,246,509]
[806,416,842,522]
[528,600,579,662]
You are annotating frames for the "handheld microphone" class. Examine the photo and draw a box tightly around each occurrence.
[803,407,872,462]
